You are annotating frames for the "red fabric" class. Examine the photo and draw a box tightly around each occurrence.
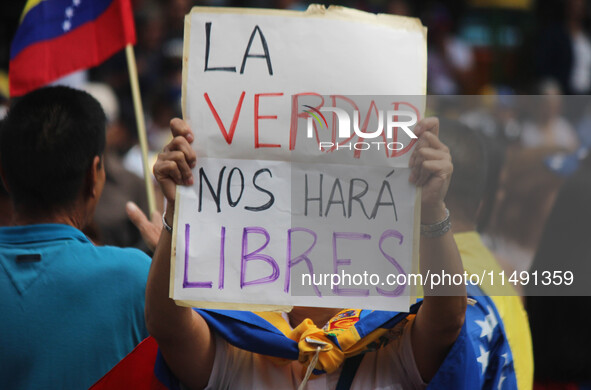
[90,336,166,390]
[9,0,136,97]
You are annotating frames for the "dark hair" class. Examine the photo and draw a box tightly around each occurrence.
[439,118,489,224]
[0,86,106,211]
[526,156,591,382]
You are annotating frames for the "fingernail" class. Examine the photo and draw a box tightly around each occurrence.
[126,201,138,212]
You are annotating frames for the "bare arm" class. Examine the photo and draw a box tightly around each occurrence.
[408,118,467,382]
[145,119,215,390]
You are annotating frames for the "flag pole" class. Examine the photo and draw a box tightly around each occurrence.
[124,44,156,216]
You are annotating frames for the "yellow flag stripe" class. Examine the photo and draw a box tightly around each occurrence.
[20,0,47,22]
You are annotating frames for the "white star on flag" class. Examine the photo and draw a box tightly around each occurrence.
[501,352,508,367]
[497,374,506,390]
[477,345,490,375]
[65,7,74,18]
[476,305,499,342]
[73,0,81,6]
[475,317,493,342]
[62,20,71,32]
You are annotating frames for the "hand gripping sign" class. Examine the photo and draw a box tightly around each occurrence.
[172,5,427,311]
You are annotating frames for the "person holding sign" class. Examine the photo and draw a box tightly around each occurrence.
[144,117,480,390]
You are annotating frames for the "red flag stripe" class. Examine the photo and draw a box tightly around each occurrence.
[89,336,167,390]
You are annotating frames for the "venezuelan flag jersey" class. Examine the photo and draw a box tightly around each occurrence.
[455,231,534,390]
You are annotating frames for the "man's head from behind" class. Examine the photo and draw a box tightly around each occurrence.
[439,119,489,231]
[0,86,106,225]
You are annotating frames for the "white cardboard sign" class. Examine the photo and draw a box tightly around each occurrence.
[172,5,427,312]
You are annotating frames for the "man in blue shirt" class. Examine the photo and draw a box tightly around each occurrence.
[0,86,151,389]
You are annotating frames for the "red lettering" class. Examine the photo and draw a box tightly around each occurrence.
[254,92,283,148]
[204,91,245,145]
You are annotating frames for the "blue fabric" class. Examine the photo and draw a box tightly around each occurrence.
[196,309,300,360]
[0,224,151,389]
[154,350,183,390]
[428,289,518,389]
[10,0,113,59]
[356,304,420,338]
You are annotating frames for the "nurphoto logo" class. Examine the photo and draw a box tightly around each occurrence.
[303,104,418,151]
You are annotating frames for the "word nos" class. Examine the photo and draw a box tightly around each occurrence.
[196,165,274,213]
[182,223,408,298]
[303,104,417,152]
[200,21,420,158]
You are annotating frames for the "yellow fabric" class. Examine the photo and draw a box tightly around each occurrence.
[0,71,8,99]
[255,309,405,375]
[468,0,532,10]
[20,0,47,22]
[454,231,534,390]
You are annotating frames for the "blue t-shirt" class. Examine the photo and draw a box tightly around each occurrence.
[0,224,151,389]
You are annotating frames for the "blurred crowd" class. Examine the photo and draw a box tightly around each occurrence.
[2,0,591,387]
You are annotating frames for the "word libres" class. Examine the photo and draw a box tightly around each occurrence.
[182,223,407,297]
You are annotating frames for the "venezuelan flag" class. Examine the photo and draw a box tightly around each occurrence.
[9,0,136,97]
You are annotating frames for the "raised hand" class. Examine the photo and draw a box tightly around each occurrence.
[153,118,197,208]
[408,117,453,224]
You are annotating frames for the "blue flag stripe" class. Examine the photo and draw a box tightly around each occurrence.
[196,309,300,360]
[10,0,113,60]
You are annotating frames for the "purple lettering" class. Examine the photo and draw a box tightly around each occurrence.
[376,230,405,296]
[241,227,280,288]
[285,228,321,297]
[219,226,226,289]
[183,224,213,288]
[332,232,370,296]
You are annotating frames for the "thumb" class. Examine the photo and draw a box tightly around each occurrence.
[126,201,162,252]
[126,201,150,231]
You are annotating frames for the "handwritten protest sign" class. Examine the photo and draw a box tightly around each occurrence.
[172,5,427,311]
